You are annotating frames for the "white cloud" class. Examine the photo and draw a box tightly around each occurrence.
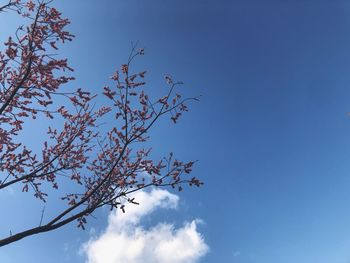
[233,251,241,257]
[82,189,208,263]
[0,186,15,197]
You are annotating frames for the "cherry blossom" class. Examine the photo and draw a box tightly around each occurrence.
[0,0,202,246]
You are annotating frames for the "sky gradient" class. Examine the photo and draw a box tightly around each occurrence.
[2,0,350,262]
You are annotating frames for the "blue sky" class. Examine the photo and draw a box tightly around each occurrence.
[3,0,350,262]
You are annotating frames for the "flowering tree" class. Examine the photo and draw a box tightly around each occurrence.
[0,0,201,247]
